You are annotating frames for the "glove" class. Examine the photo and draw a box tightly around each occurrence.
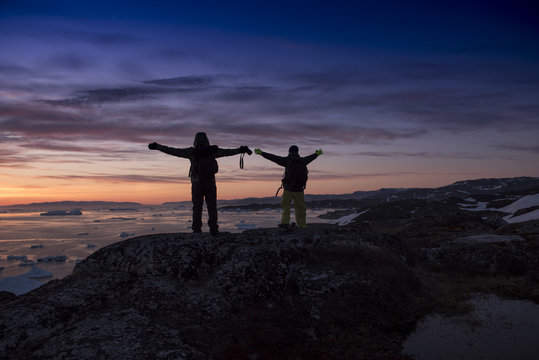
[240,145,252,155]
[254,148,262,155]
[316,149,323,155]
[148,142,158,150]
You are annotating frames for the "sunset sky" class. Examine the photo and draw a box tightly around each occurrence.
[1,0,538,205]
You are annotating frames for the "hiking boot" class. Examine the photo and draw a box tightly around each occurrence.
[210,228,219,236]
[278,223,296,232]
[193,229,202,234]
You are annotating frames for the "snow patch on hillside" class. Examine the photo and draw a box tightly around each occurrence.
[460,194,539,223]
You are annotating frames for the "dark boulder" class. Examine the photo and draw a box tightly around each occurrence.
[0,226,429,360]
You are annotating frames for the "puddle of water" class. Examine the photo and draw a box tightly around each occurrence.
[402,294,539,360]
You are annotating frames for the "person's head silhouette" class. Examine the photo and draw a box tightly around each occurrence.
[193,132,210,148]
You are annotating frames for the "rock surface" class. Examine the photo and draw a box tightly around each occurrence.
[1,198,538,360]
[1,224,429,360]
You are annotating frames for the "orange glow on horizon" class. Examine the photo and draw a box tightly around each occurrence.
[0,171,490,207]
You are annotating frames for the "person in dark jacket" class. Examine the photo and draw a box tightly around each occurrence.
[254,145,322,229]
[149,132,251,235]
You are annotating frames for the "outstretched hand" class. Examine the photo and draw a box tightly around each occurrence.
[148,142,158,150]
[254,148,262,155]
[316,149,323,155]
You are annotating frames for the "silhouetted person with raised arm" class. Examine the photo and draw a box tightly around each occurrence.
[254,145,322,229]
[149,132,251,236]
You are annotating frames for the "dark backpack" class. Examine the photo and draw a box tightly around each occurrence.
[284,158,308,190]
[190,152,218,180]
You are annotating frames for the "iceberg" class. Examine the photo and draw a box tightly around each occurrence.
[19,260,36,266]
[7,255,28,260]
[0,266,52,295]
[37,255,67,262]
[40,209,83,216]
[235,221,256,230]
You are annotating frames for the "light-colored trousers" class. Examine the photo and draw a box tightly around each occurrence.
[281,189,307,228]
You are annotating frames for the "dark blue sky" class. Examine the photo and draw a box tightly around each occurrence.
[2,0,538,52]
[1,0,538,203]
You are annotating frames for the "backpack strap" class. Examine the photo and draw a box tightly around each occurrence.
[275,184,283,197]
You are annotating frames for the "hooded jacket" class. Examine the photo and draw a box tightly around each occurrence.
[258,150,319,192]
[152,132,243,182]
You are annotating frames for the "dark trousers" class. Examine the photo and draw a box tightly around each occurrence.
[191,180,218,232]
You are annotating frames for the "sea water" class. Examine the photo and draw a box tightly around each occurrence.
[402,294,539,359]
[0,206,329,282]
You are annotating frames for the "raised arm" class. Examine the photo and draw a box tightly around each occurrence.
[302,153,319,165]
[255,149,288,167]
[215,145,251,158]
[148,142,192,158]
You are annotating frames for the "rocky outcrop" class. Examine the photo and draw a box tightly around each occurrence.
[2,197,538,360]
[420,231,539,277]
[0,224,429,360]
[346,199,497,246]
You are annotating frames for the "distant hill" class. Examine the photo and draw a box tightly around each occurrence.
[2,177,538,211]
[219,176,539,208]
[0,201,145,212]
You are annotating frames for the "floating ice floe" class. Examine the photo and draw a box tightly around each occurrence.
[86,244,96,248]
[7,255,28,260]
[40,209,82,216]
[30,244,43,249]
[235,221,256,230]
[78,233,89,236]
[120,232,135,238]
[224,208,251,213]
[37,255,67,262]
[29,266,53,279]
[0,266,52,295]
[19,259,36,266]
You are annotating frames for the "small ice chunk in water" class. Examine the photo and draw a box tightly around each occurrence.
[7,255,28,260]
[19,260,36,266]
[37,255,67,262]
[235,221,256,230]
[0,266,52,295]
[27,266,52,278]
